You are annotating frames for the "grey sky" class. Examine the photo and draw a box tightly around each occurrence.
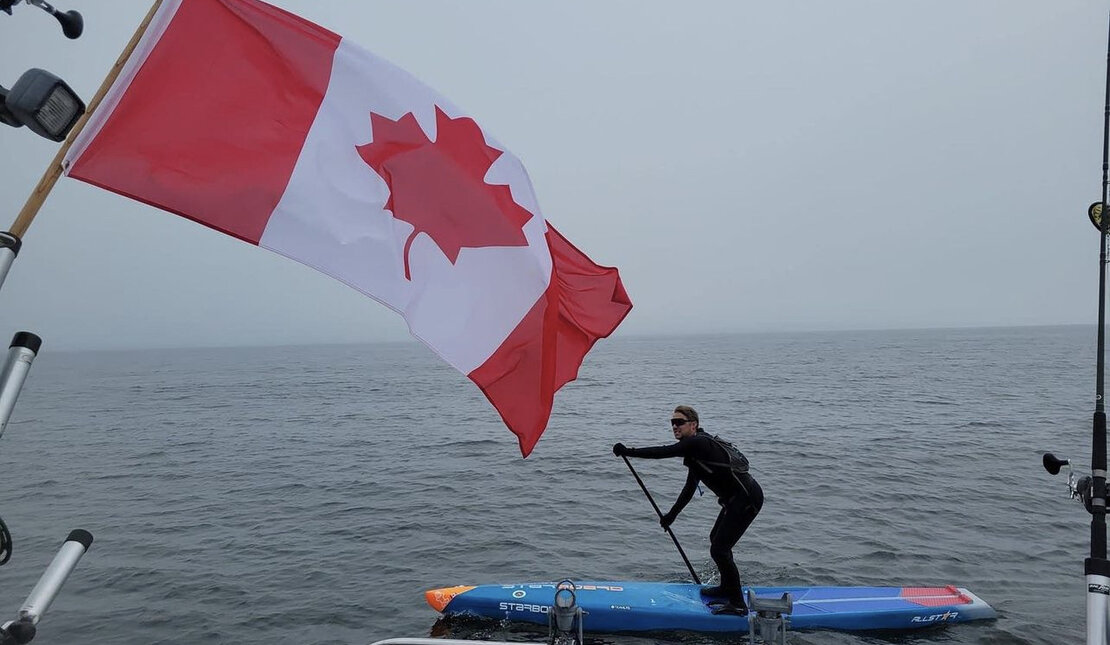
[0,0,1103,351]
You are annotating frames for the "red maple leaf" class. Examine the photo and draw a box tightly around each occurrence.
[356,107,534,280]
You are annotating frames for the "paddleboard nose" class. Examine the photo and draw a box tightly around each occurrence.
[425,585,475,612]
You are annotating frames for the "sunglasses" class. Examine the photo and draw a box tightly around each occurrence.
[670,418,691,427]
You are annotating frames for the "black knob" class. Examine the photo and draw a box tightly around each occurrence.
[54,8,81,39]
[1043,452,1070,475]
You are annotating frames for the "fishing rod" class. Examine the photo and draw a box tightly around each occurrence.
[1085,8,1110,645]
[1045,9,1110,645]
[620,455,702,585]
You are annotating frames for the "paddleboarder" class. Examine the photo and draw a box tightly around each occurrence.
[613,405,762,616]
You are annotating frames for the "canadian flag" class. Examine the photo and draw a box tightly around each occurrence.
[63,0,631,456]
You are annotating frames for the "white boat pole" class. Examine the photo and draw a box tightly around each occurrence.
[0,233,22,294]
[16,530,93,624]
[0,332,41,443]
[0,529,93,644]
[1089,574,1109,645]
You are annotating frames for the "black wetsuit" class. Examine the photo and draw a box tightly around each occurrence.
[624,429,763,605]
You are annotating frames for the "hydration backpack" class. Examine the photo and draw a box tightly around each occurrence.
[696,433,750,475]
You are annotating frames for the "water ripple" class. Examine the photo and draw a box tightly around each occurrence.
[0,327,1094,644]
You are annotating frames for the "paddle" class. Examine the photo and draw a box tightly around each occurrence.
[620,455,702,585]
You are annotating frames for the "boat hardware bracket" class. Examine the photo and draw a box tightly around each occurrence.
[548,580,585,645]
[746,590,793,645]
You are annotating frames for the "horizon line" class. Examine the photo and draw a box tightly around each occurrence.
[33,321,1096,355]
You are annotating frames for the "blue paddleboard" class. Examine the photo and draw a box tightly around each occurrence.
[425,581,996,634]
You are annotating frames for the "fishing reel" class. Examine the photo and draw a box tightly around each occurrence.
[1043,453,1096,513]
[0,0,82,39]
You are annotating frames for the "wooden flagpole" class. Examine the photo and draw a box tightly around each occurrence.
[10,0,164,239]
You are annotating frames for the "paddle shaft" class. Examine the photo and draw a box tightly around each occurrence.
[621,455,702,585]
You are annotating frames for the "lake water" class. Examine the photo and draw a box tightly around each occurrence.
[0,325,1096,644]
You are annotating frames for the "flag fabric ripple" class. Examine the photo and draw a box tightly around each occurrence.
[63,0,632,456]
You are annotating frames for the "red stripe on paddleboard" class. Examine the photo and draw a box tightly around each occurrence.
[900,586,971,606]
